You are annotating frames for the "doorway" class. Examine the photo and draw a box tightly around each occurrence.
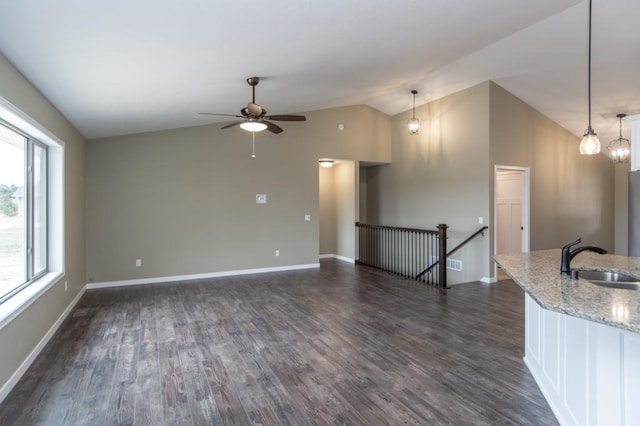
[494,166,530,279]
[319,160,356,262]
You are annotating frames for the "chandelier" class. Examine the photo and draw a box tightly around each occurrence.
[607,113,630,163]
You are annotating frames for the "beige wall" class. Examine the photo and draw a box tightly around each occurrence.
[86,105,390,283]
[366,82,492,284]
[359,166,368,223]
[0,54,86,388]
[489,82,614,258]
[614,163,630,255]
[365,81,615,284]
[319,166,337,255]
[334,162,356,259]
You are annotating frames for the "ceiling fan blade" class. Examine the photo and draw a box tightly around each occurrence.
[199,112,244,118]
[263,120,283,134]
[221,121,244,129]
[264,114,306,122]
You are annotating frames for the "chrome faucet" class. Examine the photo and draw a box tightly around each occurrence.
[560,237,608,275]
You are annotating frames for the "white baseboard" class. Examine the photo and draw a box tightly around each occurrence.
[0,285,86,404]
[86,263,320,290]
[319,254,355,264]
[481,276,498,283]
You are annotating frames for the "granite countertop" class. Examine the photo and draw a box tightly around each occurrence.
[494,249,640,334]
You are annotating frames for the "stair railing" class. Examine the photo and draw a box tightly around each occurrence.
[355,222,448,288]
[415,225,488,281]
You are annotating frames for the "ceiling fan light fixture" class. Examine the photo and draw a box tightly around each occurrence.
[408,89,421,135]
[240,121,267,132]
[607,113,631,163]
[319,160,335,168]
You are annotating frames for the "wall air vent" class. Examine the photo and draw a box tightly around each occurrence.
[430,257,463,271]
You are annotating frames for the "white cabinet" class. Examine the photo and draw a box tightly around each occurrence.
[524,294,640,425]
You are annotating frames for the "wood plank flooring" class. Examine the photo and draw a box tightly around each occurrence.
[0,260,557,425]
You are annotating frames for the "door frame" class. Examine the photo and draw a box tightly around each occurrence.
[494,165,530,278]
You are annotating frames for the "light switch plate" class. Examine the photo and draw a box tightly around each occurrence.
[256,194,267,204]
[305,214,311,221]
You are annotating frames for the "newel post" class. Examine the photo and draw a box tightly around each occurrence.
[437,224,448,289]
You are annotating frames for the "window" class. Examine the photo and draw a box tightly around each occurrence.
[0,120,47,303]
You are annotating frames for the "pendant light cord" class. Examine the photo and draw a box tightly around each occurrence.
[411,89,417,119]
[413,95,416,118]
[619,115,623,138]
[587,0,593,130]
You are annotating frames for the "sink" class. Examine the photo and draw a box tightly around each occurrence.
[577,270,640,290]
[578,270,637,282]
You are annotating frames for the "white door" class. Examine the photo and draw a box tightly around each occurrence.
[497,171,523,254]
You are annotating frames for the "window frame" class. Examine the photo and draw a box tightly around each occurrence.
[0,95,64,330]
[0,119,48,305]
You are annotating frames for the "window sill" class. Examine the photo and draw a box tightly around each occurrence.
[0,271,64,331]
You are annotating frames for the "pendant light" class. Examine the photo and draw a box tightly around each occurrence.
[607,114,631,163]
[407,90,421,135]
[579,0,600,155]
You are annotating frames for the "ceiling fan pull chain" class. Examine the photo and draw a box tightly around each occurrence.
[252,132,256,158]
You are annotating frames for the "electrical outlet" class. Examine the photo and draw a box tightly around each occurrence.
[256,194,267,204]
[275,249,280,257]
[136,259,142,267]
[305,214,311,221]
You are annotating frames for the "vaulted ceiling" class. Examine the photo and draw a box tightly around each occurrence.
[0,0,638,146]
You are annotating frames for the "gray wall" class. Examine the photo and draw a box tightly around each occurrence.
[359,166,368,223]
[489,82,614,256]
[0,54,86,389]
[86,105,390,283]
[334,162,356,259]
[319,165,337,255]
[365,81,615,284]
[614,163,630,255]
[366,82,492,284]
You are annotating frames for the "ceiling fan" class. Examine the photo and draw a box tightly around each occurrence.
[199,77,306,134]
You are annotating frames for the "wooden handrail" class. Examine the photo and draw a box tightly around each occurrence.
[415,226,488,280]
[355,222,438,235]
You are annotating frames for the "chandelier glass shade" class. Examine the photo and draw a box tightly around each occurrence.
[580,128,600,155]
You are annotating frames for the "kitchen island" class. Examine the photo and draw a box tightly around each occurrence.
[495,250,640,426]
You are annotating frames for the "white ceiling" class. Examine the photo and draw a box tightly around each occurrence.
[0,0,638,145]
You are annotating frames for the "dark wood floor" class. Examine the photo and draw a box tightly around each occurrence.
[0,260,557,425]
